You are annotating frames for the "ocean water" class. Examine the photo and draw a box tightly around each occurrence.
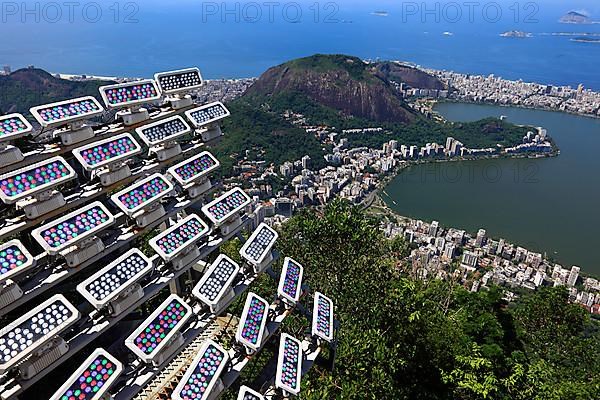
[0,0,599,87]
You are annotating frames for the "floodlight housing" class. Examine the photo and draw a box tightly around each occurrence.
[154,67,203,95]
[30,96,104,129]
[31,201,115,255]
[30,96,105,145]
[0,239,35,284]
[185,102,230,128]
[171,339,229,400]
[0,294,80,373]
[311,292,334,343]
[192,254,240,313]
[99,80,161,109]
[167,151,220,186]
[201,188,251,226]
[277,257,304,305]
[72,132,142,171]
[110,173,174,217]
[99,80,161,126]
[237,386,265,400]
[0,156,76,204]
[185,101,230,141]
[0,113,33,142]
[135,115,191,147]
[124,294,191,363]
[134,115,190,161]
[76,248,153,309]
[0,113,32,167]
[239,223,278,271]
[49,348,123,400]
[235,292,269,352]
[275,333,303,396]
[148,214,209,264]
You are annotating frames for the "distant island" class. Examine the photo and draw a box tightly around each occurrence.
[500,30,533,38]
[371,11,389,17]
[559,11,592,24]
[571,37,600,43]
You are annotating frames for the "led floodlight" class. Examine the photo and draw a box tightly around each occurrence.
[311,292,334,343]
[0,294,80,373]
[49,348,123,400]
[192,254,240,314]
[239,223,278,273]
[184,102,230,141]
[77,248,152,314]
[124,294,191,364]
[0,113,32,167]
[0,155,76,218]
[99,80,161,126]
[72,132,142,186]
[201,188,251,235]
[171,339,229,400]
[275,333,303,396]
[277,257,304,306]
[237,386,264,400]
[0,113,33,142]
[235,292,269,352]
[155,67,203,110]
[32,201,115,266]
[110,173,174,227]
[0,239,35,284]
[134,115,191,161]
[149,214,209,270]
[30,96,105,145]
[167,151,220,198]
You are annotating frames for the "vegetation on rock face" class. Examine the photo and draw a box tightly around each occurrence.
[268,200,600,400]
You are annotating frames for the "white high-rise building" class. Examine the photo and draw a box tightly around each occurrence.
[475,229,487,247]
[567,266,580,287]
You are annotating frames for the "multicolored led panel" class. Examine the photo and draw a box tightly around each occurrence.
[149,214,209,262]
[172,340,229,400]
[277,257,304,304]
[30,96,104,128]
[77,248,152,309]
[110,173,173,216]
[312,292,334,342]
[0,156,76,204]
[50,348,123,400]
[167,151,220,186]
[201,188,251,225]
[32,201,115,254]
[237,386,264,400]
[239,223,278,266]
[0,113,33,141]
[275,334,303,396]
[235,293,269,351]
[192,254,240,307]
[0,294,79,373]
[185,102,230,128]
[99,80,161,108]
[155,68,203,95]
[135,115,191,147]
[0,239,35,283]
[125,294,192,362]
[73,133,142,171]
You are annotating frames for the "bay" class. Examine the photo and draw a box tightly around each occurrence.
[383,103,600,274]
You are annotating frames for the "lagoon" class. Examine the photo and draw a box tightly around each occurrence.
[383,103,600,274]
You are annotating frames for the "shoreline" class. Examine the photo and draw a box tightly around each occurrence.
[434,98,600,121]
[363,103,597,280]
